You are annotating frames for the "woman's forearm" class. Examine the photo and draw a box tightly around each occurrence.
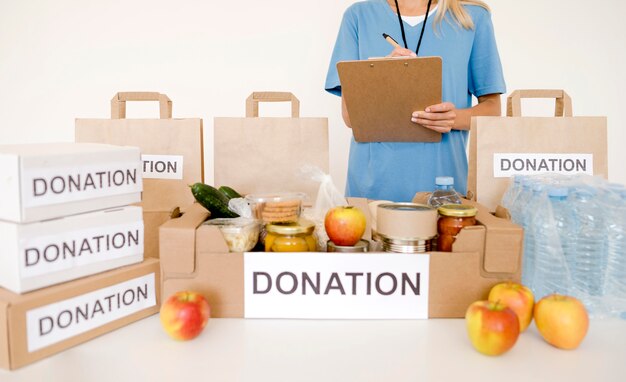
[453,93,502,130]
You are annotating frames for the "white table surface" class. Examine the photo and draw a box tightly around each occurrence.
[1,316,625,382]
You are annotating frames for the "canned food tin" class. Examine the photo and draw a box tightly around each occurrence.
[326,239,370,253]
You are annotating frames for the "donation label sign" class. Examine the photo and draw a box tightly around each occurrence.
[141,154,184,179]
[493,153,594,178]
[244,252,429,319]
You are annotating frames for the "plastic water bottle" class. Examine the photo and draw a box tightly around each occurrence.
[549,187,576,275]
[569,186,606,313]
[532,187,573,299]
[510,177,535,225]
[428,176,462,208]
[605,185,626,318]
[521,182,547,289]
[501,175,525,210]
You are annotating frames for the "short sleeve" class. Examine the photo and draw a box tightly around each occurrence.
[325,7,359,97]
[468,8,506,97]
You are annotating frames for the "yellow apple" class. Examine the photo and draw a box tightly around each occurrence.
[465,300,520,356]
[488,282,535,332]
[534,294,589,350]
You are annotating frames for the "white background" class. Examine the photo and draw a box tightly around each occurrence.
[1,0,625,192]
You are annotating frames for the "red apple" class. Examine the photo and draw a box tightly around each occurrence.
[488,282,535,332]
[534,294,589,350]
[324,206,366,246]
[465,300,520,356]
[160,291,211,341]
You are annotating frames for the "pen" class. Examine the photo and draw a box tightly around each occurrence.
[382,33,402,49]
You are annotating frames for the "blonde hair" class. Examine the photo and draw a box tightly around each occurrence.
[433,0,490,30]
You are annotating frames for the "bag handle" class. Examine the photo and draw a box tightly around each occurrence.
[245,92,300,118]
[506,89,573,117]
[110,92,173,119]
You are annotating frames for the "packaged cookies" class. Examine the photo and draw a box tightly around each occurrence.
[245,192,307,223]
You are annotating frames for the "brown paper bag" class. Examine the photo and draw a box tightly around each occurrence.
[75,92,204,257]
[214,92,329,201]
[468,89,608,211]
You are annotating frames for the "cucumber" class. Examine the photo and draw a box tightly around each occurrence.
[190,183,239,218]
[218,185,243,200]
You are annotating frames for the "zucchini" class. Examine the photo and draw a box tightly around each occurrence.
[190,183,239,218]
[218,185,243,200]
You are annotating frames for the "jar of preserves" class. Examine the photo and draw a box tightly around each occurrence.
[265,219,317,252]
[437,204,478,252]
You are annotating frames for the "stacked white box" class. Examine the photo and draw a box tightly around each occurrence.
[0,206,144,293]
[0,142,142,223]
[0,143,145,294]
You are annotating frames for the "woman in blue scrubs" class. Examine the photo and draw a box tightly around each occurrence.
[325,0,506,202]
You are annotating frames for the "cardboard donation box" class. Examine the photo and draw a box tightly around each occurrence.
[0,206,144,294]
[214,92,328,200]
[0,258,160,370]
[76,92,204,258]
[159,199,522,319]
[0,143,142,224]
[468,89,608,211]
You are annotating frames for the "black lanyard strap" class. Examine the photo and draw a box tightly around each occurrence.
[393,0,433,56]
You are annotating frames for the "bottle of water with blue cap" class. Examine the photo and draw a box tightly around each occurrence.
[604,184,626,318]
[427,176,462,208]
[501,175,525,210]
[521,181,547,289]
[532,186,574,299]
[510,177,535,226]
[569,185,606,313]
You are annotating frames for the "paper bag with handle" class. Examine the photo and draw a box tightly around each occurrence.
[75,92,204,257]
[214,92,329,202]
[468,89,608,211]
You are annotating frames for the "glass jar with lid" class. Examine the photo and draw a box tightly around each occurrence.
[437,204,478,252]
[264,219,317,252]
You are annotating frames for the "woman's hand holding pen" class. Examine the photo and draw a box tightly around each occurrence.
[411,103,458,133]
[387,47,417,58]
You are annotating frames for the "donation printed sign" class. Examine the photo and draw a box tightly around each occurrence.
[26,273,156,352]
[141,154,184,180]
[18,221,144,279]
[493,153,594,178]
[244,252,430,319]
[21,162,143,208]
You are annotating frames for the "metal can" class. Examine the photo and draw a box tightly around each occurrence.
[376,203,438,253]
[327,239,370,253]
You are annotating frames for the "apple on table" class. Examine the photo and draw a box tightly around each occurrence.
[160,291,211,341]
[488,282,535,332]
[534,294,589,350]
[465,300,520,356]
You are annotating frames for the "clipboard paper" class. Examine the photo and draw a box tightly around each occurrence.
[337,56,442,143]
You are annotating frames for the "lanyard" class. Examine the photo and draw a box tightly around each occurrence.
[393,0,433,56]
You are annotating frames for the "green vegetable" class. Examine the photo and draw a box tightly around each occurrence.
[218,185,243,200]
[190,183,239,218]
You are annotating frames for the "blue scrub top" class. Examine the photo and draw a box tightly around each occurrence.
[325,0,506,202]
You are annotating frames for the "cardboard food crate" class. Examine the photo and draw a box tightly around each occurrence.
[0,258,160,370]
[0,206,144,294]
[0,143,142,224]
[159,199,522,319]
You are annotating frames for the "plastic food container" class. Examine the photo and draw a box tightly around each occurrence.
[265,219,316,252]
[204,218,261,252]
[245,192,307,224]
[437,204,478,252]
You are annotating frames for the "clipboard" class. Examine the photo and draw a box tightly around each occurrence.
[337,56,442,143]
